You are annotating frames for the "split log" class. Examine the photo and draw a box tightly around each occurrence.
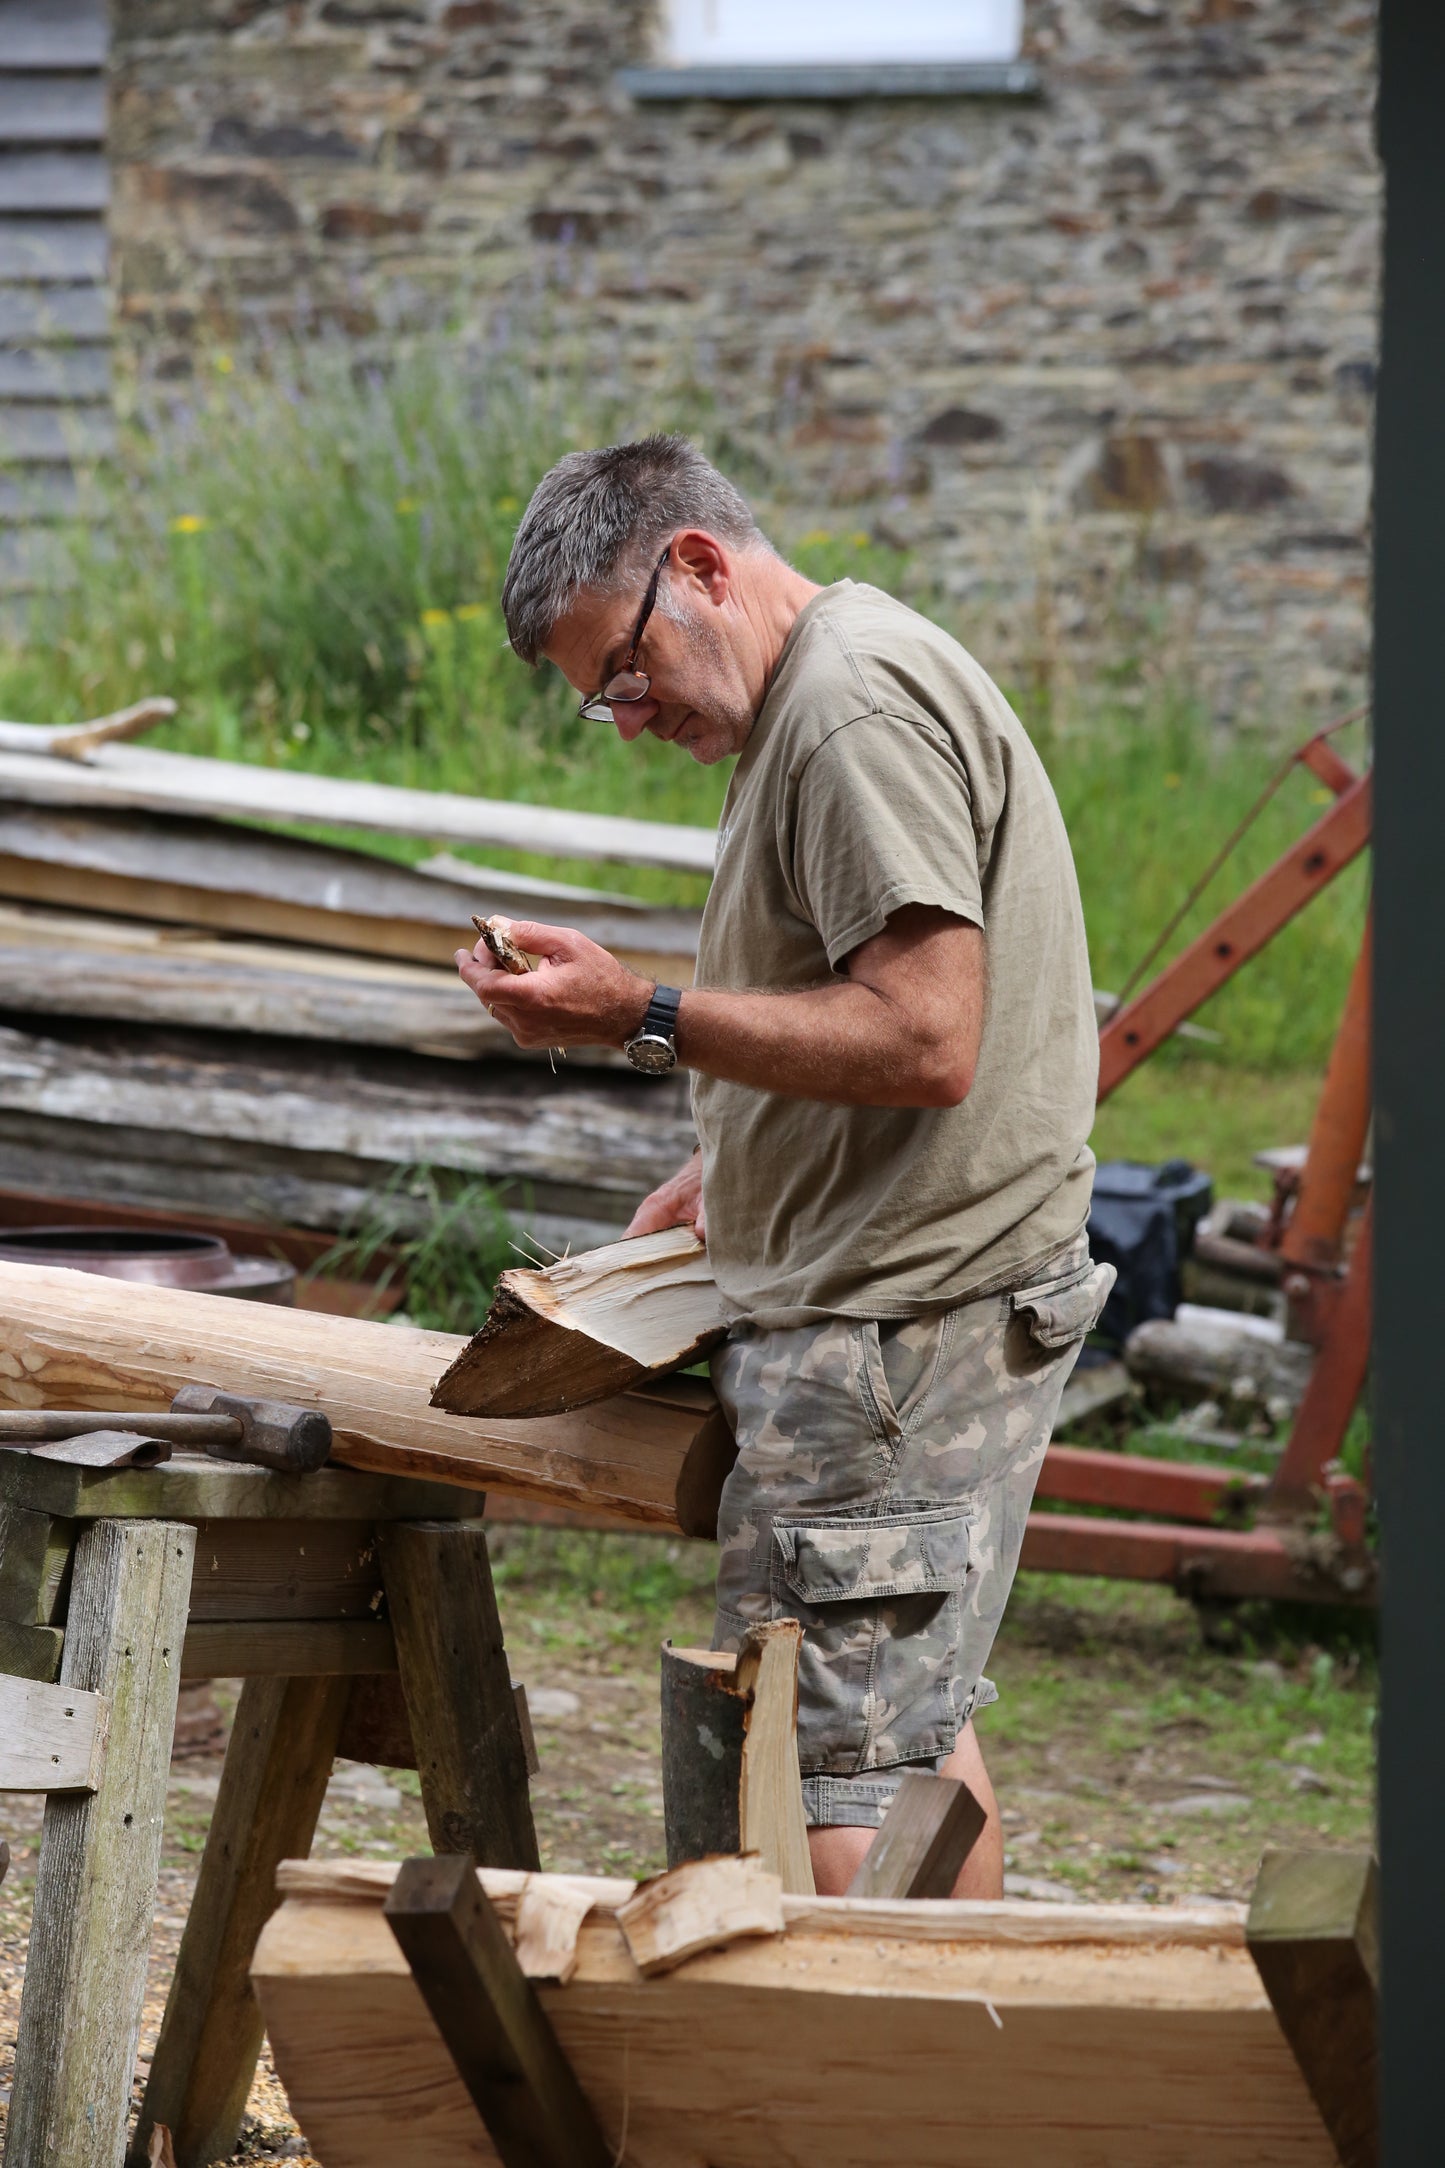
[0,741,718,874]
[616,1855,784,1975]
[0,1259,712,1527]
[1125,1308,1316,1412]
[432,1229,725,1418]
[0,804,699,979]
[253,1864,1335,2168]
[660,1621,814,1896]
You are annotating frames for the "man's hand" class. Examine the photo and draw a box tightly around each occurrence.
[454,918,653,1050]
[625,1152,706,1242]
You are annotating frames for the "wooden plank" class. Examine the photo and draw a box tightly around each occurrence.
[0,401,114,459]
[0,1670,106,1791]
[0,1018,695,1226]
[0,1499,72,1622]
[735,1620,814,1896]
[844,1769,987,1900]
[1247,1848,1378,2168]
[0,805,699,972]
[0,215,105,280]
[133,1673,350,2168]
[0,149,107,213]
[0,899,527,1061]
[186,1518,382,1621]
[0,1259,711,1526]
[255,1878,1338,2168]
[0,344,109,399]
[0,1445,473,1524]
[0,74,105,142]
[0,742,718,874]
[382,1853,612,2168]
[0,463,80,519]
[0,1,106,70]
[180,1618,395,1678]
[379,1521,539,1868]
[0,283,107,340]
[6,1519,194,2168]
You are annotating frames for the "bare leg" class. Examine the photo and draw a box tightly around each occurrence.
[807,1721,1004,1899]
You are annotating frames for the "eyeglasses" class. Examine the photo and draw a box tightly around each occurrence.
[577,542,672,723]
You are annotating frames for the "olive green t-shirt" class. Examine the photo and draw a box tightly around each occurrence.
[691,581,1097,1329]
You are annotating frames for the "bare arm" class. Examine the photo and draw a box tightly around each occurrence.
[455,902,985,1109]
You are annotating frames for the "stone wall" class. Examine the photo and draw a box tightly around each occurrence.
[107,0,1380,717]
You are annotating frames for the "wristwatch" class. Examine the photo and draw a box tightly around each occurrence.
[624,985,682,1075]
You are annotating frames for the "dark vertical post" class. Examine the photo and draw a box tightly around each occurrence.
[1372,3,1445,2160]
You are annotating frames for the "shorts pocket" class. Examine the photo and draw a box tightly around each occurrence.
[1011,1259,1117,1350]
[770,1505,970,1775]
[774,1502,970,1603]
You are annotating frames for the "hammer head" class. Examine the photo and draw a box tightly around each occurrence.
[169,1385,332,1474]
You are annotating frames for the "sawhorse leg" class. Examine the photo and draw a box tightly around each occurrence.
[5,1519,195,2168]
[130,1674,350,2168]
[380,1518,539,1868]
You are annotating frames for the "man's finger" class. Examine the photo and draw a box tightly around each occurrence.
[498,917,591,962]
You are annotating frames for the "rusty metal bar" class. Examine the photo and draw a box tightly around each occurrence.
[1020,1510,1374,1605]
[1268,1193,1374,1514]
[1279,917,1373,1277]
[1098,771,1372,1100]
[1035,1443,1265,1523]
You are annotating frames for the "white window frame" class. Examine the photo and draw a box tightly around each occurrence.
[660,0,1024,69]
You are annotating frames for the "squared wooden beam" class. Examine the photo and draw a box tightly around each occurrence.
[383,1853,612,2168]
[1246,1847,1378,2168]
[845,1769,987,1901]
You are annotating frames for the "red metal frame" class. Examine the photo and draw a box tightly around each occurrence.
[1031,727,1375,1605]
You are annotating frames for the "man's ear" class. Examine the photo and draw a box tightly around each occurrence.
[671,528,731,605]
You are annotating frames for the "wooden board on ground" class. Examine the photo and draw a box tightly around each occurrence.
[0,898,574,1062]
[253,1862,1336,2168]
[0,1020,696,1249]
[0,1258,709,1526]
[0,742,719,874]
[0,803,701,978]
[433,1229,726,1417]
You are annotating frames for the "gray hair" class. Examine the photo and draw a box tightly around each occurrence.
[501,434,774,664]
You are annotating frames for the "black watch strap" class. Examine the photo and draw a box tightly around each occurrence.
[638,985,682,1040]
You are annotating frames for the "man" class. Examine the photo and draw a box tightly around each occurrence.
[457,436,1111,1896]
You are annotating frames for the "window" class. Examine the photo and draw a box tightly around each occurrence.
[662,0,1023,68]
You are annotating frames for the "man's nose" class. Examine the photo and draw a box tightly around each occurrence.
[612,698,659,741]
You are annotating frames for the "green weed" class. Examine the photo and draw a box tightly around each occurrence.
[307,1162,517,1334]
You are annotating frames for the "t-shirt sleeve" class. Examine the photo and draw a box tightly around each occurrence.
[791,711,984,968]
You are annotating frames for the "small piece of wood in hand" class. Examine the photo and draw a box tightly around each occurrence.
[471,915,532,975]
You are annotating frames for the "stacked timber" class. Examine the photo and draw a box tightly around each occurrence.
[0,706,713,1256]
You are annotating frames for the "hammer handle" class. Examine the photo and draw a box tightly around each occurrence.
[0,1410,243,1446]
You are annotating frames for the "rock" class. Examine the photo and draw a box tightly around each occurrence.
[917,406,1003,447]
[1003,1871,1079,1901]
[1156,1791,1251,1817]
[1186,454,1296,513]
[526,1686,582,1722]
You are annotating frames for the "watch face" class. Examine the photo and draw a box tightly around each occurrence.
[625,1032,677,1076]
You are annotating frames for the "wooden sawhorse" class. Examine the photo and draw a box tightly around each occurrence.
[0,1446,535,2168]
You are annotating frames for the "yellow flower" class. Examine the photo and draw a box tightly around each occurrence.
[454,602,487,622]
[420,607,452,629]
[213,352,235,375]
[395,495,419,514]
[1164,772,1182,788]
[798,528,834,547]
[170,514,207,534]
[848,531,871,548]
[497,495,520,514]
[1311,786,1333,804]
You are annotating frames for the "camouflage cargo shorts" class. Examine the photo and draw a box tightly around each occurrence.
[709,1239,1116,1828]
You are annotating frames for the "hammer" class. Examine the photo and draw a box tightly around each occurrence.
[0,1387,332,1475]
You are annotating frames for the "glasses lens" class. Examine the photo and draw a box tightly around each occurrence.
[603,669,650,703]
